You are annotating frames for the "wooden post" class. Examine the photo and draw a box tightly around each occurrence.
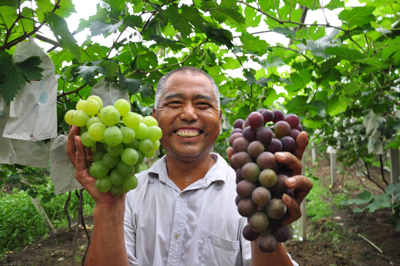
[311,142,317,166]
[390,147,400,184]
[301,157,307,241]
[30,197,54,230]
[330,152,337,186]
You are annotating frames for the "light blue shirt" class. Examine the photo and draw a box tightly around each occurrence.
[124,153,298,266]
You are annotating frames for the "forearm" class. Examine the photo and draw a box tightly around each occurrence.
[251,241,293,266]
[85,205,129,266]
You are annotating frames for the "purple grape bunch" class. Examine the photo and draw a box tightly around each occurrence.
[229,109,302,254]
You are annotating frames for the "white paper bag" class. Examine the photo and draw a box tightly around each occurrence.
[50,135,82,194]
[90,79,129,107]
[3,38,57,141]
[10,139,50,168]
[0,97,15,164]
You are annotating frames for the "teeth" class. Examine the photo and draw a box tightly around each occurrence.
[176,130,200,137]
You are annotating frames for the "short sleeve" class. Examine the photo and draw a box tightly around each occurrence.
[124,192,139,266]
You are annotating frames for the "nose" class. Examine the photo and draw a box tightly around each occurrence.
[179,102,198,122]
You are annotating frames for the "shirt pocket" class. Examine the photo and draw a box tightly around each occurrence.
[199,230,241,266]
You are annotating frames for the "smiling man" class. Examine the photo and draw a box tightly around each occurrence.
[66,66,313,266]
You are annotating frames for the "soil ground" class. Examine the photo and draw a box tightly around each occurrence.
[2,151,400,266]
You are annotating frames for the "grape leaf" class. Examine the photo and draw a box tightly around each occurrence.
[15,56,44,80]
[44,12,81,63]
[204,26,233,49]
[89,20,124,37]
[245,71,256,86]
[97,60,119,80]
[123,14,143,28]
[0,0,17,7]
[324,0,344,10]
[149,34,185,51]
[324,47,367,62]
[139,83,154,98]
[72,63,106,83]
[272,27,296,39]
[240,32,268,55]
[338,6,376,28]
[285,69,311,92]
[0,52,43,104]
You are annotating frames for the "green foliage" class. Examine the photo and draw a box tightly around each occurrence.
[0,190,48,252]
[305,173,332,222]
[341,183,400,231]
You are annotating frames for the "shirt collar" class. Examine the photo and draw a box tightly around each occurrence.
[147,153,228,186]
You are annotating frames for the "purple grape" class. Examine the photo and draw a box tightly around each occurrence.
[232,137,250,152]
[281,136,295,153]
[241,162,261,183]
[259,169,278,188]
[236,168,244,184]
[230,128,243,135]
[274,121,291,139]
[249,211,269,233]
[242,224,260,241]
[289,129,300,140]
[256,152,276,170]
[265,138,282,153]
[235,194,242,205]
[257,233,277,254]
[247,140,265,159]
[262,110,274,123]
[242,126,257,142]
[271,224,290,242]
[257,108,267,114]
[296,124,302,131]
[236,180,257,199]
[252,186,271,207]
[270,174,288,193]
[285,189,295,198]
[233,119,245,129]
[272,110,284,123]
[248,112,265,130]
[233,152,253,168]
[284,114,299,129]
[265,198,287,220]
[256,126,273,145]
[229,132,243,146]
[237,198,258,217]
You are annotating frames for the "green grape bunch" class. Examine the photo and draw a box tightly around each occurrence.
[64,96,162,196]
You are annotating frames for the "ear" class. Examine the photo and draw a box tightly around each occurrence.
[218,109,222,132]
[152,108,157,120]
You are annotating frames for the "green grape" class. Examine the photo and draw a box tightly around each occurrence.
[143,151,156,158]
[80,126,88,134]
[142,116,158,127]
[100,106,120,126]
[122,112,141,129]
[71,110,90,127]
[124,139,139,149]
[86,116,103,129]
[91,144,97,153]
[107,143,124,156]
[104,126,123,146]
[64,110,75,125]
[120,126,136,144]
[88,123,106,141]
[135,150,144,166]
[109,169,125,185]
[150,140,160,152]
[89,161,110,179]
[88,95,103,110]
[92,151,105,162]
[117,160,136,176]
[114,99,131,117]
[76,100,87,111]
[96,142,107,153]
[147,126,162,141]
[102,153,120,168]
[80,132,96,147]
[138,139,153,153]
[95,177,112,193]
[121,148,139,165]
[122,175,138,193]
[134,123,149,140]
[84,99,100,116]
[110,184,123,196]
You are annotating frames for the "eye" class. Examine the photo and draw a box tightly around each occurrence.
[167,101,182,107]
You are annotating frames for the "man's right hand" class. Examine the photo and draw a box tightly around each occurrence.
[66,125,126,207]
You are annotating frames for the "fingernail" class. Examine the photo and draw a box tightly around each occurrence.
[286,178,296,186]
[74,136,78,145]
[275,152,286,159]
[283,193,292,204]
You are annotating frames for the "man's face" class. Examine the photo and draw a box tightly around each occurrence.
[153,71,221,162]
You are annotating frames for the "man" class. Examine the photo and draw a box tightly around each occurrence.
[66,66,313,266]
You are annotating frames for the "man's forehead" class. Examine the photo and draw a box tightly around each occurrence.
[163,71,214,96]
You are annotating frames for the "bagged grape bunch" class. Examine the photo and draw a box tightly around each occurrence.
[229,109,302,254]
[65,96,162,196]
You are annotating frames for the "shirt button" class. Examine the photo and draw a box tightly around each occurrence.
[175,234,180,240]
[180,193,185,198]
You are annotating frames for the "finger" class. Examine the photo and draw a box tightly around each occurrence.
[275,152,302,176]
[66,126,80,167]
[293,131,309,161]
[227,147,235,160]
[285,175,313,205]
[281,193,301,225]
[75,135,89,174]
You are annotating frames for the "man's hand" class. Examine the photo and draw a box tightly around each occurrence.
[226,131,313,225]
[66,125,125,207]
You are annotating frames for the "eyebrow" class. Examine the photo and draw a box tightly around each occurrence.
[163,93,214,103]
